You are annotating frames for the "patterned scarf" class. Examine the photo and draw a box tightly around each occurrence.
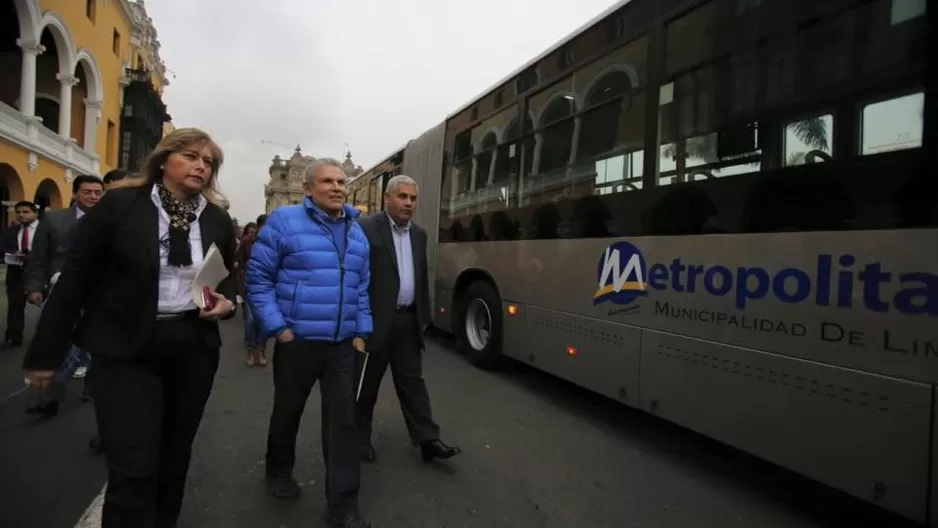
[156,182,201,267]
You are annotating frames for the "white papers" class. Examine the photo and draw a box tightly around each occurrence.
[356,353,369,402]
[3,252,24,266]
[191,243,230,309]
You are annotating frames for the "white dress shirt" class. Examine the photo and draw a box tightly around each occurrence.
[150,185,208,313]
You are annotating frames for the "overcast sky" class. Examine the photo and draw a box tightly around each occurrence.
[145,0,616,223]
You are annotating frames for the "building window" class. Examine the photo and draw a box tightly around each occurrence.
[107,120,116,167]
[86,0,96,23]
[112,29,121,56]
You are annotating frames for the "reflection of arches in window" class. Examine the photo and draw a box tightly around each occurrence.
[475,131,498,187]
[538,97,576,173]
[578,70,633,160]
[503,112,534,140]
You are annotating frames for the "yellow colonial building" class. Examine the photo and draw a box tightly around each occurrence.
[0,0,170,225]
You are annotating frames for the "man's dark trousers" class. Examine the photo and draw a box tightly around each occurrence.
[356,307,439,446]
[266,338,360,516]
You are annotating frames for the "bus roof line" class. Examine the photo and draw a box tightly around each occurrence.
[444,0,635,121]
[351,143,409,183]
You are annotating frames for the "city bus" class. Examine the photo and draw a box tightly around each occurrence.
[353,0,935,523]
[346,146,406,215]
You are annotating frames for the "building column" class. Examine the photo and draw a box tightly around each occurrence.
[56,74,79,139]
[16,39,45,117]
[83,99,104,152]
[568,116,582,165]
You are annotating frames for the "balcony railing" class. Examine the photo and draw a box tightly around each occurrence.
[0,102,99,175]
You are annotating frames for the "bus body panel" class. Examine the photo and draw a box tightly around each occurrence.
[437,230,938,385]
[438,233,936,520]
[933,393,938,528]
[639,328,932,523]
[501,303,643,407]
[402,122,446,312]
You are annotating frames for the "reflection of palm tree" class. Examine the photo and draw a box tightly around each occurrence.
[791,117,829,151]
[664,118,829,164]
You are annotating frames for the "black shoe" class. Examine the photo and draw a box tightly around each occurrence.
[328,512,372,528]
[89,436,103,454]
[361,443,376,462]
[420,439,461,462]
[266,475,301,500]
[25,401,58,418]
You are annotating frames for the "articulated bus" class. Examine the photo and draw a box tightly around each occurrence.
[347,146,407,216]
[352,0,935,522]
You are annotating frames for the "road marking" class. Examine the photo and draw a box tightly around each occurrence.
[74,483,106,528]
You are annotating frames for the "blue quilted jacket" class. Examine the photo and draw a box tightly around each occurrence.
[245,198,373,342]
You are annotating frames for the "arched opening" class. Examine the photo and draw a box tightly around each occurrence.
[578,70,634,159]
[475,131,498,187]
[0,163,26,227]
[35,28,62,133]
[34,178,62,213]
[71,58,91,144]
[74,49,102,150]
[537,96,576,174]
[0,1,23,108]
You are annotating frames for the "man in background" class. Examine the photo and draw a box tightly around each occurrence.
[0,201,39,350]
[102,169,128,190]
[356,175,460,464]
[24,174,104,422]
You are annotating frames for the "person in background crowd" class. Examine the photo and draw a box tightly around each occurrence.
[247,158,373,528]
[236,221,267,366]
[102,169,128,190]
[0,201,39,351]
[22,127,238,528]
[356,175,461,464]
[24,174,105,418]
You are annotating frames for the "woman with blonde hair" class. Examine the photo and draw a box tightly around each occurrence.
[22,127,239,528]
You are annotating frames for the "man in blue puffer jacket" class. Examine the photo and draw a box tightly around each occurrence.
[246,157,373,528]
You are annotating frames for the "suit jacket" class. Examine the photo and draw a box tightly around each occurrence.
[1,222,26,256]
[1,222,32,286]
[22,184,238,371]
[24,206,81,295]
[359,212,431,352]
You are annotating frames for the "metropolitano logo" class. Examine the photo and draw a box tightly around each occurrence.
[593,241,648,306]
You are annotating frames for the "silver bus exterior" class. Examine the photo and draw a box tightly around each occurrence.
[378,0,934,523]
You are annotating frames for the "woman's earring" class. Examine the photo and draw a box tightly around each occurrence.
[160,165,164,169]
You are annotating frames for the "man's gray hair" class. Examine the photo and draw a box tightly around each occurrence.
[304,157,344,183]
[385,174,418,194]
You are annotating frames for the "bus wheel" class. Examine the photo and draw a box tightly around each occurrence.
[458,281,503,369]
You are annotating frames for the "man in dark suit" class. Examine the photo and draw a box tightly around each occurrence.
[23,174,104,418]
[0,201,39,350]
[356,174,461,463]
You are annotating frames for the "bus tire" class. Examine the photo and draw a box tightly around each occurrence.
[457,281,503,369]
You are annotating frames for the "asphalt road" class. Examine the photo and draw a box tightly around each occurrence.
[0,307,922,528]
